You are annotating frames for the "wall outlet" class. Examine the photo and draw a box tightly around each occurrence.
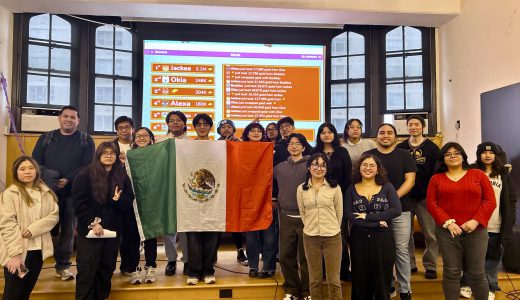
[455,120,460,129]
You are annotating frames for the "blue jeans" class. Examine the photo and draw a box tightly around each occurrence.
[55,194,76,271]
[164,232,188,263]
[245,206,278,272]
[392,211,412,293]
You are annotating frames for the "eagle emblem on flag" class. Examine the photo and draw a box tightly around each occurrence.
[183,168,220,202]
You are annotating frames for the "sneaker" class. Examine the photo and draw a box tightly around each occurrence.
[400,292,412,300]
[390,287,397,298]
[258,271,275,279]
[204,275,216,284]
[488,291,495,300]
[460,286,472,298]
[129,268,142,284]
[121,271,133,277]
[187,277,199,285]
[282,294,296,300]
[165,261,176,276]
[303,297,311,300]
[248,269,259,278]
[424,270,438,279]
[144,266,156,283]
[237,248,248,266]
[55,269,75,281]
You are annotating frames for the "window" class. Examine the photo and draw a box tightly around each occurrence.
[330,31,367,133]
[92,25,135,132]
[24,14,73,106]
[384,26,426,112]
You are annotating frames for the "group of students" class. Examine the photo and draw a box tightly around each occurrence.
[0,106,516,300]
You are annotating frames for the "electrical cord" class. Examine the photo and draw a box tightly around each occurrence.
[501,271,520,300]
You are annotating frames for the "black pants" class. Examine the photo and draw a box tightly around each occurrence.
[119,207,140,273]
[232,232,244,249]
[186,232,220,278]
[144,238,157,268]
[350,226,395,300]
[3,250,43,300]
[76,236,119,300]
[340,221,351,279]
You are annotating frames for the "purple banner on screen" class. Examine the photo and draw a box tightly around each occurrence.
[143,49,322,60]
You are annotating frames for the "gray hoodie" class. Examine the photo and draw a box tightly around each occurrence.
[274,155,309,216]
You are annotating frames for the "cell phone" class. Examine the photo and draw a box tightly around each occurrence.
[16,265,29,279]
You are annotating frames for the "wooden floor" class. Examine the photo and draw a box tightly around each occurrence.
[2,245,520,299]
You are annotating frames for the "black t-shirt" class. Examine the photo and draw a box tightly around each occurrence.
[364,147,417,212]
[397,138,440,200]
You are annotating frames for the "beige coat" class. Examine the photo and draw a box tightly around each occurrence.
[0,184,59,266]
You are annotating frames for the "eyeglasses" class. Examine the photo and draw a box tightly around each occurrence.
[117,125,131,131]
[444,151,462,158]
[361,163,377,169]
[349,125,362,130]
[135,134,150,139]
[194,123,210,128]
[279,123,293,130]
[310,163,326,170]
[288,142,302,147]
[101,151,116,157]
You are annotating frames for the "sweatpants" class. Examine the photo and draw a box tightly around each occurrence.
[186,232,220,278]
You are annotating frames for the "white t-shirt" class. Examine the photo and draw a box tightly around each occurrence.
[118,142,132,155]
[487,174,502,233]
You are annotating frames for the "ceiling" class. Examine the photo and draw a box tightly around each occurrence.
[0,0,460,28]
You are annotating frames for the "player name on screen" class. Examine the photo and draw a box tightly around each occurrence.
[223,65,320,121]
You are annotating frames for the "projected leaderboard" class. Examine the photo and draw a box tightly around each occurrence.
[143,41,325,140]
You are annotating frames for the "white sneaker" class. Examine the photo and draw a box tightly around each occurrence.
[129,268,142,284]
[303,297,311,300]
[390,287,397,298]
[187,277,199,285]
[55,269,75,281]
[144,267,156,283]
[460,286,472,298]
[488,291,495,300]
[204,275,216,284]
[283,294,296,300]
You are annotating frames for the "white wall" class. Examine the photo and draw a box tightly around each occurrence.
[0,6,13,192]
[438,0,520,160]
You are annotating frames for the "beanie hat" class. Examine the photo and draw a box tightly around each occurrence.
[217,119,236,135]
[476,141,499,158]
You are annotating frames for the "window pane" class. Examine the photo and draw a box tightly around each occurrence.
[348,83,365,107]
[115,80,133,105]
[331,32,348,56]
[405,82,424,109]
[348,32,364,55]
[331,57,347,80]
[28,45,49,70]
[115,27,133,51]
[29,14,50,40]
[405,55,422,78]
[51,15,71,43]
[26,74,48,104]
[404,27,422,50]
[348,56,365,79]
[331,109,347,133]
[386,57,403,79]
[386,84,404,110]
[51,48,71,71]
[331,84,347,107]
[50,77,70,105]
[95,77,113,104]
[95,49,113,75]
[114,106,133,122]
[115,51,132,76]
[94,105,113,132]
[96,25,113,48]
[386,27,403,52]
[348,108,365,129]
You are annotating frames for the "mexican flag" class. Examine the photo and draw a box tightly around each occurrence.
[126,139,273,241]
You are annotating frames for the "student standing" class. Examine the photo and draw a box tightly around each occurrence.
[342,119,376,166]
[0,156,59,300]
[347,154,402,300]
[397,115,440,280]
[297,153,343,300]
[73,142,134,300]
[427,142,496,300]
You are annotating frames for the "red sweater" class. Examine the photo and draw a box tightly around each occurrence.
[426,169,496,228]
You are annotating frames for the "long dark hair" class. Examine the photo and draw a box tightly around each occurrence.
[132,127,155,149]
[343,118,362,141]
[11,156,57,205]
[314,122,341,152]
[352,154,388,185]
[241,122,267,142]
[435,142,470,174]
[89,142,126,204]
[473,153,504,179]
[302,153,338,190]
[265,122,281,142]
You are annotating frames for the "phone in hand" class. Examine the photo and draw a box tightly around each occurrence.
[16,265,29,279]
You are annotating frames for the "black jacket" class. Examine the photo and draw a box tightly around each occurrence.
[497,170,517,244]
[311,147,352,196]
